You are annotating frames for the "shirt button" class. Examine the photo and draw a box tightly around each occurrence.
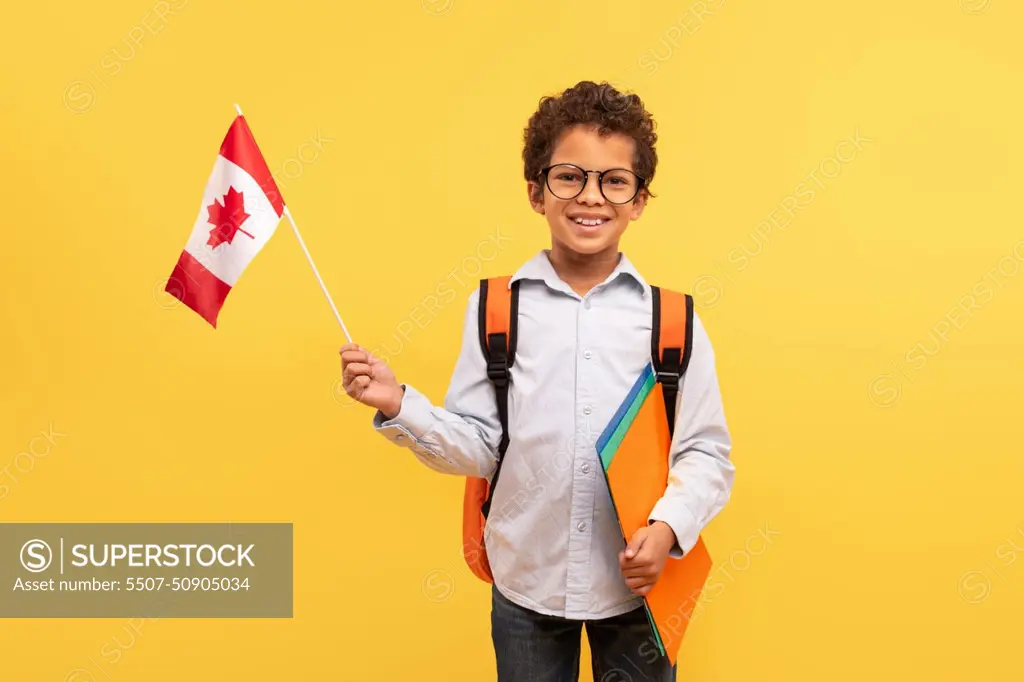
[584,299,592,309]
[577,521,587,532]
[581,463,591,474]
[583,350,593,360]
[583,406,592,415]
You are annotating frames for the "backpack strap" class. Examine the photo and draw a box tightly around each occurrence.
[477,276,520,518]
[650,286,695,438]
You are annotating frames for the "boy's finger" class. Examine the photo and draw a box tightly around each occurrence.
[340,350,368,365]
[633,544,657,564]
[621,554,657,573]
[619,548,647,566]
[623,530,648,560]
[621,564,649,578]
[343,362,373,381]
[346,375,371,395]
[340,344,372,359]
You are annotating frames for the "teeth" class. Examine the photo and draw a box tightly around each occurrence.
[573,217,606,226]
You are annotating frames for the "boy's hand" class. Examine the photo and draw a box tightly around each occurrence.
[619,521,677,596]
[339,343,404,418]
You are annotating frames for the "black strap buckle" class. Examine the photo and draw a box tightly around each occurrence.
[656,369,680,387]
[487,361,509,387]
[486,333,510,387]
[655,347,682,387]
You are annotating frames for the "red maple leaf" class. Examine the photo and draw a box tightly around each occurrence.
[206,186,255,248]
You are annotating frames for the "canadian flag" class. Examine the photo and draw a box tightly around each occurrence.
[165,114,285,327]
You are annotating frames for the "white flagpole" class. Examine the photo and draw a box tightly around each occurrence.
[283,205,352,343]
[234,103,353,343]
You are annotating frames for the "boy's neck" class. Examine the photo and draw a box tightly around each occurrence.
[548,243,621,297]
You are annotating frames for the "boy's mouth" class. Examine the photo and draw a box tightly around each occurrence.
[571,217,610,227]
[568,215,612,235]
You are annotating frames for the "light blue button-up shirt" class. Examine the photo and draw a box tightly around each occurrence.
[373,250,734,620]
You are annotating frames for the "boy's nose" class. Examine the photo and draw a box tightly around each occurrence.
[577,178,605,205]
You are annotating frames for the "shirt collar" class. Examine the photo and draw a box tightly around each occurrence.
[509,249,649,298]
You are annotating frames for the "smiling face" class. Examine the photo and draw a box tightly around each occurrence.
[528,124,648,259]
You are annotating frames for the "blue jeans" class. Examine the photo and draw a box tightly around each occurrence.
[491,585,677,682]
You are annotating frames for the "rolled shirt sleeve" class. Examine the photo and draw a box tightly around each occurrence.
[648,311,735,557]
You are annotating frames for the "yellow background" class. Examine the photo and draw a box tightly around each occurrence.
[2,0,1023,679]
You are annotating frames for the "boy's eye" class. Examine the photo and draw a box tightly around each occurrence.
[603,170,635,187]
[552,168,585,182]
[548,165,584,184]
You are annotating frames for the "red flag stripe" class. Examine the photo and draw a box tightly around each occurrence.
[165,250,232,328]
[219,116,285,217]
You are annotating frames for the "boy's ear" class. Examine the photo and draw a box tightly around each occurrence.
[527,181,545,214]
[629,190,649,220]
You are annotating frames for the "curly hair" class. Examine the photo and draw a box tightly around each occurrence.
[523,80,658,202]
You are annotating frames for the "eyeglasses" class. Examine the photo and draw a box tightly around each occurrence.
[539,163,646,204]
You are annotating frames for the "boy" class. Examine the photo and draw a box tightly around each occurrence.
[340,80,734,682]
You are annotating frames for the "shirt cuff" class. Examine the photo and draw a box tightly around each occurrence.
[648,498,701,559]
[372,384,437,447]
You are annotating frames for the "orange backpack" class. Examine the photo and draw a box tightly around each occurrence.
[461,276,696,584]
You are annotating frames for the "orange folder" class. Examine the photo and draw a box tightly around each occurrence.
[597,362,712,665]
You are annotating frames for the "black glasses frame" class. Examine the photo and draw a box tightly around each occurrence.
[539,163,647,204]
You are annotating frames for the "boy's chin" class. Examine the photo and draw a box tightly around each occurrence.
[555,234,618,256]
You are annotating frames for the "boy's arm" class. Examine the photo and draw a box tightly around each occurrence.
[648,311,735,557]
[372,287,502,478]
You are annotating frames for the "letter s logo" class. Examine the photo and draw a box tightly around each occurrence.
[21,539,53,573]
